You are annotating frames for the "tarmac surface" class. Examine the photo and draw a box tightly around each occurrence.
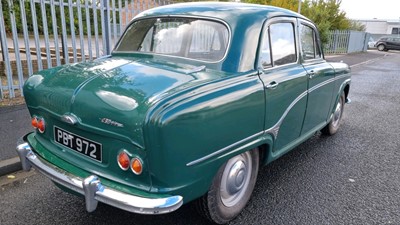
[0,50,391,176]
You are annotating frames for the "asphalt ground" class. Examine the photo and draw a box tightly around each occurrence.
[0,50,391,176]
[0,104,32,175]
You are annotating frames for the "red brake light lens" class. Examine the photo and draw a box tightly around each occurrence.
[117,151,130,171]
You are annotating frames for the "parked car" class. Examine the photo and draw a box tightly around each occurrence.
[16,2,351,224]
[375,36,400,51]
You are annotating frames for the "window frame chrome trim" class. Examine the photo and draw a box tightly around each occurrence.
[257,16,300,71]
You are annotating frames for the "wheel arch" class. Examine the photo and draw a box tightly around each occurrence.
[377,43,386,51]
[258,143,272,166]
[344,83,350,101]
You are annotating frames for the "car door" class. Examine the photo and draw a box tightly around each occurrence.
[386,38,395,49]
[299,20,336,135]
[394,38,400,50]
[257,17,308,153]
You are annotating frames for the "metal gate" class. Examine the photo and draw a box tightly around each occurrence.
[0,0,171,100]
[325,30,369,55]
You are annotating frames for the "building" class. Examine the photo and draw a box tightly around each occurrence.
[357,19,400,35]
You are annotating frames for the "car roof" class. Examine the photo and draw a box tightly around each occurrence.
[136,2,309,23]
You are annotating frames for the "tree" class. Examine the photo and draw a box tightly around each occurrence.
[243,0,352,43]
[301,0,350,43]
[348,20,366,31]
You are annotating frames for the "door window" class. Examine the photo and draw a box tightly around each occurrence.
[299,24,321,60]
[260,22,297,68]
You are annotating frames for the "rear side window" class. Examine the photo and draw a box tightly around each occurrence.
[260,22,297,68]
[299,24,322,60]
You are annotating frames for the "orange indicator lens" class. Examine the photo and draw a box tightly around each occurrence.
[131,158,143,175]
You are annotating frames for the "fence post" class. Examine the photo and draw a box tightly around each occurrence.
[103,0,111,55]
[92,0,100,58]
[30,0,43,71]
[333,30,338,54]
[59,1,69,63]
[20,0,33,77]
[77,0,85,61]
[346,30,351,54]
[8,0,25,94]
[0,0,14,98]
[363,33,369,51]
[0,27,4,61]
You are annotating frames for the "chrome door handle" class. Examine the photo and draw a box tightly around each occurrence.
[308,70,316,79]
[266,81,278,89]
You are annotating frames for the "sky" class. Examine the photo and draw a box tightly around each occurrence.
[340,0,400,21]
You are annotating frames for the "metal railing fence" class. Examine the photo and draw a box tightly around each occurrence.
[324,30,369,55]
[0,0,171,99]
[1,2,371,100]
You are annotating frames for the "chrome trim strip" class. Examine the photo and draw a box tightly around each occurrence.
[308,77,335,93]
[308,74,348,93]
[61,114,79,125]
[186,131,264,166]
[16,141,183,214]
[265,90,308,139]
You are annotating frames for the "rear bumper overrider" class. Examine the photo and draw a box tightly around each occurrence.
[16,135,183,214]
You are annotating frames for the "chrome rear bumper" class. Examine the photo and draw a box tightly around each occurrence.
[16,141,183,214]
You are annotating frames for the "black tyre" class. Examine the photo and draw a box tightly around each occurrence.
[321,92,345,135]
[196,149,259,224]
[377,44,385,51]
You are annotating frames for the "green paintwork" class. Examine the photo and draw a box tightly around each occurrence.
[23,2,351,206]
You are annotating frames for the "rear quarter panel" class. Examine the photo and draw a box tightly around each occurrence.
[143,72,265,202]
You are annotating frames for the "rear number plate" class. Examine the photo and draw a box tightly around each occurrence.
[54,126,102,162]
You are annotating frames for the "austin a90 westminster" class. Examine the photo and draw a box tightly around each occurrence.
[17,2,351,224]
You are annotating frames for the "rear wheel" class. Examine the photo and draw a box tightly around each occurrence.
[321,92,345,135]
[196,149,259,224]
[377,44,385,51]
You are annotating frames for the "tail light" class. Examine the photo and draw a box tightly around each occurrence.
[31,117,38,128]
[117,151,130,171]
[32,116,46,133]
[37,118,46,133]
[117,150,143,175]
[131,158,143,175]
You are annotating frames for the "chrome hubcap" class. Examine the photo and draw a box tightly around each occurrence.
[220,152,252,207]
[332,99,342,127]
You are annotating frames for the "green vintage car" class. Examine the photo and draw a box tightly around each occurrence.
[16,2,351,224]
